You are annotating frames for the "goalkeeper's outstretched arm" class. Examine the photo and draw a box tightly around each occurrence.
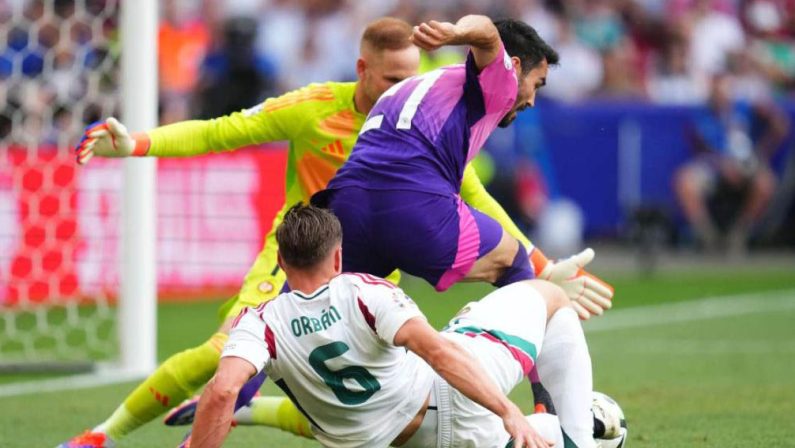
[74,84,325,164]
[75,110,289,164]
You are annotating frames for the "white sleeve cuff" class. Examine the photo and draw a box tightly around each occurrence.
[222,313,270,373]
[378,309,426,345]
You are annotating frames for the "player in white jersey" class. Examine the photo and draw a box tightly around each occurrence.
[224,271,438,448]
[192,204,596,448]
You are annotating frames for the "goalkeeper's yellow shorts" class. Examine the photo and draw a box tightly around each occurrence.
[218,231,401,322]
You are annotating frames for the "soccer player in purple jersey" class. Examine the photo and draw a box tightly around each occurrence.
[314,15,612,317]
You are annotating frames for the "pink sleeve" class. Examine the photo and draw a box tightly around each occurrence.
[477,43,518,118]
[463,43,519,161]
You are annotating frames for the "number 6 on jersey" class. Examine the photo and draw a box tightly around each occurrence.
[308,341,381,405]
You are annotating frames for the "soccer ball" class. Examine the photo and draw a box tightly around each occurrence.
[592,391,628,448]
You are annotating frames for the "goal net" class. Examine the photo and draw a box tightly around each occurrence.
[0,0,156,377]
[0,1,291,390]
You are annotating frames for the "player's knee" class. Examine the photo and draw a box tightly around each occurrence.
[529,279,568,319]
[674,165,705,196]
[754,170,776,198]
[493,243,533,287]
[673,166,689,189]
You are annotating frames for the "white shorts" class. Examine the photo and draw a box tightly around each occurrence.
[403,281,549,447]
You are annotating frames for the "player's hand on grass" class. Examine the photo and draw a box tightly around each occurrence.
[410,20,458,51]
[532,248,614,320]
[502,404,553,448]
[75,117,148,165]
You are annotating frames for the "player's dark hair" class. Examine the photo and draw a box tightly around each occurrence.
[361,17,413,51]
[494,19,559,74]
[276,203,343,270]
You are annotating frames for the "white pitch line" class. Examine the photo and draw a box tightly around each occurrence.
[583,289,795,333]
[0,366,147,398]
[593,338,795,355]
[1,289,794,398]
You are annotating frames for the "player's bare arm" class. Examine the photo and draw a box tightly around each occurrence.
[394,318,552,448]
[192,357,256,448]
[410,14,500,71]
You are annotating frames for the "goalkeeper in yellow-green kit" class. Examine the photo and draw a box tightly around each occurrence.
[60,17,613,448]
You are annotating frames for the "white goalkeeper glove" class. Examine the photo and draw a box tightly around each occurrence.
[75,117,150,165]
[530,247,614,320]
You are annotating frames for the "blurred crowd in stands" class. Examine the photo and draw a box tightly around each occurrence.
[1,0,793,135]
[1,0,794,252]
[148,0,795,117]
[154,0,795,252]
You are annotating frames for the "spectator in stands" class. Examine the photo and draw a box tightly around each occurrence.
[741,0,795,95]
[255,0,305,92]
[194,16,277,119]
[274,0,358,89]
[596,36,647,99]
[158,0,212,123]
[647,29,708,104]
[574,0,626,51]
[727,49,776,103]
[681,0,746,77]
[673,73,790,253]
[542,20,603,102]
[513,0,559,44]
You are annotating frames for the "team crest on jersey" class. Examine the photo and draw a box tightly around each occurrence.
[243,103,264,117]
[258,280,274,294]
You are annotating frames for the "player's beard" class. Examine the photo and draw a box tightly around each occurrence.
[499,101,530,128]
[498,111,517,128]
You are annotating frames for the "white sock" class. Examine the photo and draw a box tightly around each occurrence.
[525,413,564,447]
[535,307,595,448]
[232,402,255,425]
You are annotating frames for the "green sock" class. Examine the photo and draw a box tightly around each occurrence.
[235,396,313,439]
[97,332,227,440]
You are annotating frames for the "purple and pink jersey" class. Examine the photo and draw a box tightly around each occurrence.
[315,45,531,291]
[326,45,518,196]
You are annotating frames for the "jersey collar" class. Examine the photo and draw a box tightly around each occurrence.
[292,284,330,301]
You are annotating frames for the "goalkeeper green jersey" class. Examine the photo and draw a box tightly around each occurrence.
[148,81,364,208]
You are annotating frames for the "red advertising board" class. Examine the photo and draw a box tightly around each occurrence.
[1,145,287,304]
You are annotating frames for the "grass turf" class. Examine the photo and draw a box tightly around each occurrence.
[1,267,794,447]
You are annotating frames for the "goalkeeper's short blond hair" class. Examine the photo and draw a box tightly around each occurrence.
[361,17,413,53]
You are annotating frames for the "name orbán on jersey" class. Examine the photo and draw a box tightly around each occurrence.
[222,273,435,448]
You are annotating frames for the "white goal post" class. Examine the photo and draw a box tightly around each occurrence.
[119,0,158,377]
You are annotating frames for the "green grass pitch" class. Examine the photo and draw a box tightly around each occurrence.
[2,268,794,447]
